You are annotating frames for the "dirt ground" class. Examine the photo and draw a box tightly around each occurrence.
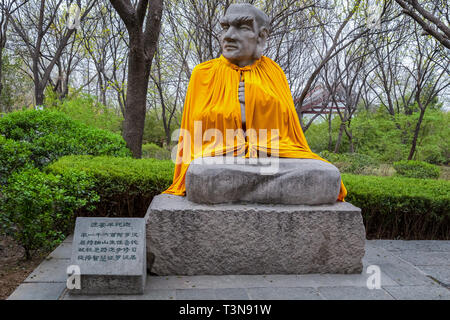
[0,235,46,300]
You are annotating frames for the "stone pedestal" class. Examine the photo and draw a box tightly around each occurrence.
[186,157,341,205]
[145,194,365,275]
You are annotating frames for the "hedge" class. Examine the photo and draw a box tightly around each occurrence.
[47,155,174,217]
[319,151,379,174]
[0,110,131,170]
[342,174,450,239]
[47,156,450,239]
[393,160,440,179]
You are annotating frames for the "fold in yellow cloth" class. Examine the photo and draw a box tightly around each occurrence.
[163,55,347,201]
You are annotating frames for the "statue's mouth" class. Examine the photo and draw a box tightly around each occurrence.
[224,44,238,50]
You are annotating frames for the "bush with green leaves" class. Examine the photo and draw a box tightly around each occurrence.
[320,151,379,174]
[306,108,449,165]
[45,155,450,239]
[45,91,123,134]
[47,155,174,217]
[0,169,99,259]
[142,143,171,160]
[343,174,450,239]
[0,110,131,169]
[0,135,33,185]
[393,160,440,179]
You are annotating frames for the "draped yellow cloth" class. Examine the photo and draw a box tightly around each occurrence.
[163,55,347,201]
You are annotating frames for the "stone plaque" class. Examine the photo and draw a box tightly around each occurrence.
[68,217,146,295]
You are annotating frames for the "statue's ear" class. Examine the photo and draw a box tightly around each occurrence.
[258,27,269,45]
[255,27,269,58]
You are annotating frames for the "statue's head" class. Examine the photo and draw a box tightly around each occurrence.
[219,3,270,67]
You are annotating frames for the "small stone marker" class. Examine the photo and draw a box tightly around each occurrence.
[68,217,146,295]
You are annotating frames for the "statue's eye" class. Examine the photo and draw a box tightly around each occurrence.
[240,24,252,31]
[221,24,229,31]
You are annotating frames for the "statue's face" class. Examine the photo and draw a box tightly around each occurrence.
[219,6,263,67]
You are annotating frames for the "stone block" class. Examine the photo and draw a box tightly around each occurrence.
[68,217,146,295]
[146,194,365,275]
[185,157,341,205]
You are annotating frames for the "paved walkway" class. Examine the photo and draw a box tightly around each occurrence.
[8,236,450,300]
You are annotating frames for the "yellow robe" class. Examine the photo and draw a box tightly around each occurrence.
[163,55,347,201]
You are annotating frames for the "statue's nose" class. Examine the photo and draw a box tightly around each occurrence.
[223,26,238,41]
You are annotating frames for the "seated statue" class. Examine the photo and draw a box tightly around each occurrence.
[162,3,347,202]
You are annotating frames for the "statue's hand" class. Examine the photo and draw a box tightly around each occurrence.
[238,81,246,124]
[238,82,245,105]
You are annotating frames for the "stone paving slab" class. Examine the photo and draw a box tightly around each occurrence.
[24,258,70,283]
[417,266,450,287]
[317,286,394,300]
[215,288,250,300]
[384,285,450,300]
[48,242,72,259]
[363,243,438,287]
[393,251,450,266]
[371,240,450,252]
[61,288,176,300]
[175,289,217,300]
[8,283,66,300]
[246,287,323,300]
[8,239,450,300]
[63,234,73,243]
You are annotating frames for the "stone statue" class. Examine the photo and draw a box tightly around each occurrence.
[219,4,270,131]
[148,4,365,276]
[162,3,347,201]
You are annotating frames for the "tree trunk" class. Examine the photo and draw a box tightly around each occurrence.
[344,126,354,153]
[35,83,44,106]
[334,123,345,153]
[408,107,425,160]
[123,34,148,158]
[110,0,163,158]
[0,47,3,111]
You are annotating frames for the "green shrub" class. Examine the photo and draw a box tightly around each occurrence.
[0,168,99,259]
[142,143,171,160]
[47,155,174,217]
[46,92,123,134]
[0,136,33,185]
[306,109,449,165]
[320,151,379,174]
[45,155,450,239]
[0,110,131,168]
[393,160,440,179]
[343,174,450,239]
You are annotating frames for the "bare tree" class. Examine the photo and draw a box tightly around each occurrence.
[324,37,375,153]
[395,0,450,49]
[9,0,96,106]
[0,1,29,104]
[406,24,450,159]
